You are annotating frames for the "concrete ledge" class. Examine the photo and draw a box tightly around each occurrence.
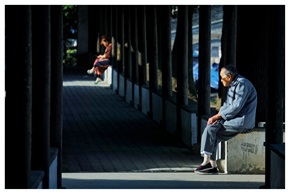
[165,99,177,134]
[134,84,140,109]
[49,148,58,189]
[152,92,162,124]
[270,144,285,188]
[30,148,58,189]
[141,86,150,115]
[103,66,112,85]
[225,128,266,174]
[112,69,118,93]
[181,105,198,147]
[119,74,125,97]
[126,79,133,104]
[31,170,44,189]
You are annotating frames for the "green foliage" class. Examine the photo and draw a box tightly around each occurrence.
[63,5,78,66]
[66,49,77,55]
[65,49,77,66]
[63,5,78,39]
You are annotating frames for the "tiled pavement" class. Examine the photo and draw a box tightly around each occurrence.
[62,67,202,173]
[61,67,265,189]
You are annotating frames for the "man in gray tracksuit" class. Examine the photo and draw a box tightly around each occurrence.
[195,65,257,174]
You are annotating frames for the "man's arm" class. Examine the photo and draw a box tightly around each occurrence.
[219,82,250,120]
[207,113,222,125]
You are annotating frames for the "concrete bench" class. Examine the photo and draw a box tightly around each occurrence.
[220,128,285,174]
[222,128,266,174]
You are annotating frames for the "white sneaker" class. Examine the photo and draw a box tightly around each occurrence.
[87,69,94,74]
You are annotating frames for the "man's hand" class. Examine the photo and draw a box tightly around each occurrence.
[207,114,222,125]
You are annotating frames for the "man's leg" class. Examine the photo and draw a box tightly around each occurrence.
[210,126,239,160]
[206,127,239,171]
[195,123,223,172]
[196,124,241,174]
[200,123,223,159]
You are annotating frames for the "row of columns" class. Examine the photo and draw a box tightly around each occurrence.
[5,5,63,188]
[87,5,212,138]
[83,5,285,188]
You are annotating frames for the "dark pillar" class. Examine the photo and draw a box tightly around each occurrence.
[176,5,189,106]
[188,6,196,98]
[5,5,32,188]
[104,6,109,35]
[88,6,98,64]
[266,4,285,150]
[159,5,172,130]
[121,6,125,75]
[129,6,139,107]
[219,5,237,102]
[236,6,271,124]
[125,6,132,80]
[115,6,123,93]
[50,5,63,188]
[31,5,51,189]
[111,6,118,66]
[146,5,158,117]
[114,6,121,93]
[148,5,158,91]
[108,6,113,59]
[197,5,211,142]
[138,6,148,110]
[109,6,113,38]
[132,6,139,83]
[125,6,133,103]
[265,5,285,188]
[160,5,172,97]
[78,5,89,66]
[176,6,189,137]
[139,6,147,87]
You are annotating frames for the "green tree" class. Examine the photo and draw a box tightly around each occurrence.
[63,5,78,66]
[63,5,77,40]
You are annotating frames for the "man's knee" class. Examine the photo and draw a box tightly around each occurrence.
[203,124,218,135]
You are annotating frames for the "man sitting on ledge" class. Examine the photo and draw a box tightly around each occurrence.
[195,65,257,175]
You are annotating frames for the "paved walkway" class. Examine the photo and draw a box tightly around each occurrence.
[62,67,265,189]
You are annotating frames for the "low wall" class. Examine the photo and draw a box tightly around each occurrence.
[30,148,58,189]
[141,86,150,116]
[112,69,118,93]
[181,107,197,147]
[49,148,58,189]
[103,66,112,85]
[126,79,133,104]
[31,171,44,189]
[152,93,162,124]
[165,100,177,135]
[134,84,140,109]
[270,144,285,188]
[119,74,125,97]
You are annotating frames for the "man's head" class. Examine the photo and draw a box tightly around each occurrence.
[220,65,238,87]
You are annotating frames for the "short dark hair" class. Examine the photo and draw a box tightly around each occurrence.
[221,65,238,79]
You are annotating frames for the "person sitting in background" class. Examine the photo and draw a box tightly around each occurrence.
[87,35,112,85]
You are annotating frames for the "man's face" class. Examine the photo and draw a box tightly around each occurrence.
[220,69,232,87]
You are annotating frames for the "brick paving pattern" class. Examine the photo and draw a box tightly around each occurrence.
[62,67,201,173]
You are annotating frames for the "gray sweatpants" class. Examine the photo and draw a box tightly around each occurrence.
[200,120,240,160]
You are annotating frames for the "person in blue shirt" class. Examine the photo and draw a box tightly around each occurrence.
[195,65,257,174]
